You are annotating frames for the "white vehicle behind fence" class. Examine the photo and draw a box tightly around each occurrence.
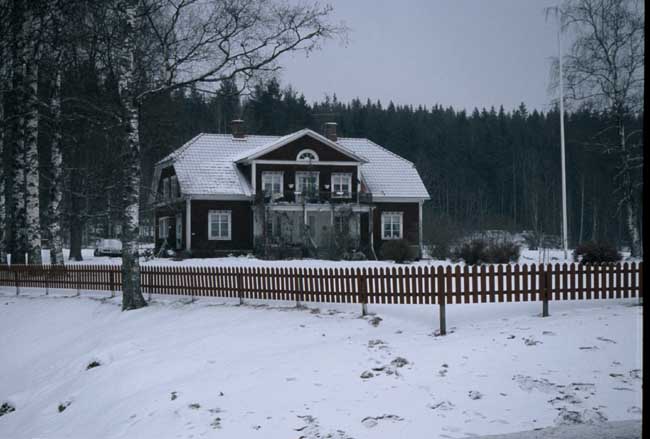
[93,239,122,257]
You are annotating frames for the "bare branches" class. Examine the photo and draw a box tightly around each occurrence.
[133,0,345,102]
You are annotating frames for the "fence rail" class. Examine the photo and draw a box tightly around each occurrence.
[0,262,642,304]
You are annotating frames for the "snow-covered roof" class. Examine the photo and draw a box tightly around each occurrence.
[155,131,430,200]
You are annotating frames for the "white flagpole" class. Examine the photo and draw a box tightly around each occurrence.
[558,8,569,260]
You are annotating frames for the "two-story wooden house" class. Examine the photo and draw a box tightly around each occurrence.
[151,121,429,259]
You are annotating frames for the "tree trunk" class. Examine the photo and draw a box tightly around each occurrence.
[48,68,64,265]
[69,222,83,261]
[119,1,146,310]
[0,78,6,265]
[23,43,42,265]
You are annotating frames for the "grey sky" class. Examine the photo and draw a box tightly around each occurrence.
[280,0,561,112]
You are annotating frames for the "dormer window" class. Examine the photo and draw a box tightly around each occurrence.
[296,149,319,162]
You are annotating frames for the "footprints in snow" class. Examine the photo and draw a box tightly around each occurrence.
[361,338,411,380]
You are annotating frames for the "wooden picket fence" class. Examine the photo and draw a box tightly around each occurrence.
[0,262,642,304]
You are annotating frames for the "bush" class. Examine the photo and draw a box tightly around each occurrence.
[573,242,621,263]
[451,239,487,265]
[486,241,521,263]
[380,239,412,263]
[451,239,520,265]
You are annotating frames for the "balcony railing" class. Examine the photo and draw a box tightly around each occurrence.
[255,190,372,205]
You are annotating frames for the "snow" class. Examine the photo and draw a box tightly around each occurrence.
[13,246,636,268]
[0,289,642,438]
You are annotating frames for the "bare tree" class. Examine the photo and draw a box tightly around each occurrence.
[550,0,644,256]
[101,0,344,310]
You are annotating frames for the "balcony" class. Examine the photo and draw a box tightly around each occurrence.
[254,190,372,205]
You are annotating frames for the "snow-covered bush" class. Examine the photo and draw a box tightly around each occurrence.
[451,239,520,265]
[573,242,621,264]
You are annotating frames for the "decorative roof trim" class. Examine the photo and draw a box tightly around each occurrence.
[234,129,368,164]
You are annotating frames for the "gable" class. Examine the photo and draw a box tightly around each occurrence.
[257,134,355,162]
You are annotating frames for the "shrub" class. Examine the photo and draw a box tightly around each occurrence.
[380,239,412,263]
[451,239,520,265]
[573,242,621,263]
[486,241,521,263]
[451,239,488,265]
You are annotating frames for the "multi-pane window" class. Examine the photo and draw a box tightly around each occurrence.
[331,173,352,198]
[170,176,179,198]
[334,215,349,235]
[158,217,170,239]
[295,172,319,194]
[381,212,403,240]
[262,172,283,196]
[208,210,231,240]
[296,149,319,161]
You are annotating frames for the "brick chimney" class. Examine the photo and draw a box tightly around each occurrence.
[231,119,245,138]
[323,122,337,142]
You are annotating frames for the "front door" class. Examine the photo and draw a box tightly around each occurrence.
[175,213,183,250]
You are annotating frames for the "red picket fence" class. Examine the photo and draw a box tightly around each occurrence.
[0,262,643,304]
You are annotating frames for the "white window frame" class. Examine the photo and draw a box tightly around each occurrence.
[208,210,232,241]
[381,212,403,240]
[295,171,319,193]
[158,217,170,239]
[170,175,179,199]
[296,149,319,162]
[261,171,284,196]
[331,173,352,198]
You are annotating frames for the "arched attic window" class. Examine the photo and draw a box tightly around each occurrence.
[296,149,319,162]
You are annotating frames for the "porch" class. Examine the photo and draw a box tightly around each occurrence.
[253,204,373,259]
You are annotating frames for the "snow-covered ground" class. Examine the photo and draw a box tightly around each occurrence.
[8,247,636,268]
[0,290,642,439]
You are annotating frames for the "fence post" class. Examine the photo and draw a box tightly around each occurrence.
[359,269,367,316]
[109,269,115,298]
[237,268,243,305]
[15,268,20,295]
[638,261,643,306]
[541,264,549,317]
[45,266,49,296]
[437,266,446,335]
[75,267,81,297]
[296,269,302,308]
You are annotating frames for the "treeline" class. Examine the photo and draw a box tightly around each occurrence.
[140,78,642,250]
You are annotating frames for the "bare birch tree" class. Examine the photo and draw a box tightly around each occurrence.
[22,3,44,265]
[103,0,344,309]
[551,0,644,256]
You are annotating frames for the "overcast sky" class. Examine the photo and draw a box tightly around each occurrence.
[279,0,561,112]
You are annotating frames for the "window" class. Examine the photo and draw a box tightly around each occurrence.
[208,210,231,240]
[261,172,283,196]
[170,176,179,198]
[331,173,352,198]
[381,212,403,240]
[162,177,170,200]
[158,217,170,239]
[296,149,319,162]
[334,215,349,235]
[295,172,319,194]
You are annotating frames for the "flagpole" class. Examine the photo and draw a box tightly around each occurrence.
[558,8,569,260]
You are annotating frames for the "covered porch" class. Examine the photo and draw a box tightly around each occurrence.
[254,204,373,259]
